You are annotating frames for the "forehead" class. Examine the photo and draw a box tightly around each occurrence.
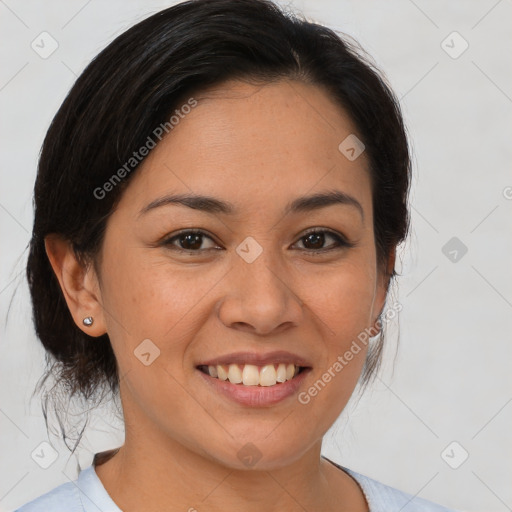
[118,79,371,217]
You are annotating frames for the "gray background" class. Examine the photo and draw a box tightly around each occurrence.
[1,1,511,511]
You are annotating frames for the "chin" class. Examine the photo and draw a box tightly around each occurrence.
[200,437,313,472]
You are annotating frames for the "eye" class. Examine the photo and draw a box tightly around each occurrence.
[162,228,354,255]
[162,230,220,252]
[292,229,353,253]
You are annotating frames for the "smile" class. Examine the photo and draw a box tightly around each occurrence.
[197,363,307,387]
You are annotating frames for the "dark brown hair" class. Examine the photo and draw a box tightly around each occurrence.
[25,0,411,451]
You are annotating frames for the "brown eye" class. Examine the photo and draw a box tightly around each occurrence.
[178,232,203,250]
[302,232,326,250]
[163,230,219,252]
[294,229,353,252]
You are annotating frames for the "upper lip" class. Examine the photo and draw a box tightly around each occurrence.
[197,350,312,368]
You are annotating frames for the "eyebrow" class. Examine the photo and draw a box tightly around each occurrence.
[137,189,364,221]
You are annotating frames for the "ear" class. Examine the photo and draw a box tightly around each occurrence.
[44,233,107,337]
[371,247,396,334]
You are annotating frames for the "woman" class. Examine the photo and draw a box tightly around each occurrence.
[17,0,457,510]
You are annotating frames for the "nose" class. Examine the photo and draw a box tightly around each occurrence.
[217,248,304,336]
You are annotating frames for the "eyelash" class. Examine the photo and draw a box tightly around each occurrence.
[161,228,355,255]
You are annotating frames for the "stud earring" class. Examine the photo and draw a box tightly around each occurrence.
[83,316,94,327]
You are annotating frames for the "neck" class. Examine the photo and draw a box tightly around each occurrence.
[94,432,366,512]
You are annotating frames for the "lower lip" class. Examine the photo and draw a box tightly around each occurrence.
[196,368,311,407]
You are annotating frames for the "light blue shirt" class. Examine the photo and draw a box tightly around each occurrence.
[14,459,459,512]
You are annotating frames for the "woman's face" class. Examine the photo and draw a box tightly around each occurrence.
[93,79,389,469]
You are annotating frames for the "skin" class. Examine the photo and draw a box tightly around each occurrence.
[45,78,395,512]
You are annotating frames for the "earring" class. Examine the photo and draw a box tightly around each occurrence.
[83,316,94,327]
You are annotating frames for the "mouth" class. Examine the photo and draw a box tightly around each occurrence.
[195,351,313,407]
[196,363,309,387]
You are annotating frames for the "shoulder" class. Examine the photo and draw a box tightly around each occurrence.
[13,480,81,512]
[343,466,460,512]
[325,459,459,512]
[14,465,119,512]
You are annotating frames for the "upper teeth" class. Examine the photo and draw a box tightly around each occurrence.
[206,363,300,386]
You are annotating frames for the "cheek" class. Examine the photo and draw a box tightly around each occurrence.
[98,247,233,390]
[100,248,212,336]
[295,277,374,435]
[300,259,377,343]
[297,260,376,400]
